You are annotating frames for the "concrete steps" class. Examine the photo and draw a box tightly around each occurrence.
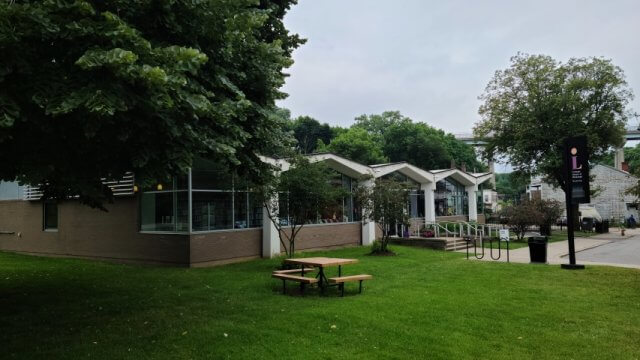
[444,238,470,251]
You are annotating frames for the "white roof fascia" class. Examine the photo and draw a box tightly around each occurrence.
[473,173,494,186]
[372,163,434,184]
[432,169,457,183]
[305,153,373,178]
[258,155,290,172]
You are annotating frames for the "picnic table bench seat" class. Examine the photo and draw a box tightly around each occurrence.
[271,273,319,283]
[272,273,319,294]
[272,268,315,275]
[328,274,372,296]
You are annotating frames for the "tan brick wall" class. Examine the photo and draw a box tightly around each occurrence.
[189,228,261,265]
[1,200,366,266]
[0,198,190,265]
[279,223,361,252]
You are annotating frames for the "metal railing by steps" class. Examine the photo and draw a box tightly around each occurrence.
[406,218,507,251]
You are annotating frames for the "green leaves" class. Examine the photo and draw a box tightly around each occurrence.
[0,0,302,206]
[475,53,632,190]
[76,48,138,69]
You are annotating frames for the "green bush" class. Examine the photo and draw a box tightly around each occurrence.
[370,240,384,254]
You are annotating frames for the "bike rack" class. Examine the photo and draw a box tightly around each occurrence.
[465,237,509,263]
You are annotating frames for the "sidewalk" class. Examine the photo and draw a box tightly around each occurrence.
[460,231,640,270]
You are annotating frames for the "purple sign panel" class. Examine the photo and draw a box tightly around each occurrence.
[563,136,590,204]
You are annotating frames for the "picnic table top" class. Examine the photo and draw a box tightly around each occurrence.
[283,257,359,267]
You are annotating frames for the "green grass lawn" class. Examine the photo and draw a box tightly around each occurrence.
[1,246,639,359]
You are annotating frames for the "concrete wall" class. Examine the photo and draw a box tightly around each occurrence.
[0,199,190,265]
[279,223,361,252]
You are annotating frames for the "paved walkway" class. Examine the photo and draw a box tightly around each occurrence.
[460,228,640,270]
[577,237,640,267]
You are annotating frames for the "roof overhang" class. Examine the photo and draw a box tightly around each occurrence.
[432,168,487,187]
[372,163,434,184]
[473,172,494,186]
[305,153,372,179]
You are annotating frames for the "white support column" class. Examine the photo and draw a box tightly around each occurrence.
[360,179,376,246]
[466,184,478,222]
[614,148,625,170]
[422,182,436,223]
[262,194,280,258]
[488,158,496,188]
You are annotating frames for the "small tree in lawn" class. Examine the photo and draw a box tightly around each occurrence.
[501,201,543,241]
[355,178,411,254]
[531,199,563,236]
[260,155,343,258]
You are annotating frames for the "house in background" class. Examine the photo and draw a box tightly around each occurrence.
[527,164,639,222]
[0,153,492,266]
[482,189,499,213]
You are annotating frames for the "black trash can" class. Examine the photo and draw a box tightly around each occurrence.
[595,221,603,233]
[582,218,594,232]
[528,236,548,264]
[603,220,609,233]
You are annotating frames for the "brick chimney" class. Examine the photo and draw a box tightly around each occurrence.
[622,162,629,172]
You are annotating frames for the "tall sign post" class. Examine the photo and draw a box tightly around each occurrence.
[561,136,589,270]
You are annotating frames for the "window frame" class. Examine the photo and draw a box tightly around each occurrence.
[43,201,58,232]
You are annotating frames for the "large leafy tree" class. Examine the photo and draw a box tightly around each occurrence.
[319,127,387,165]
[475,53,633,192]
[495,172,528,199]
[354,111,485,171]
[288,115,334,154]
[354,111,410,138]
[382,121,451,170]
[0,0,302,207]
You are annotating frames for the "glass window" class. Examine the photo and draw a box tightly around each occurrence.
[435,178,468,217]
[234,190,249,229]
[140,190,188,232]
[192,191,233,231]
[409,190,425,218]
[43,202,58,230]
[190,160,263,231]
[248,193,263,228]
[277,192,290,226]
[318,170,360,224]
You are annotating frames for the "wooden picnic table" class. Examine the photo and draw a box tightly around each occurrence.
[284,257,358,292]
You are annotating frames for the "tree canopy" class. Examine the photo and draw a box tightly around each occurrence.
[330,111,486,170]
[475,53,633,191]
[287,115,334,154]
[318,127,387,165]
[0,0,302,207]
[495,172,528,199]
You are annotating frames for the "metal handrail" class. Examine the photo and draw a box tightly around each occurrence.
[424,221,457,238]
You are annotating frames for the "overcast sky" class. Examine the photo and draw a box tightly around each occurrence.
[278,0,640,138]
